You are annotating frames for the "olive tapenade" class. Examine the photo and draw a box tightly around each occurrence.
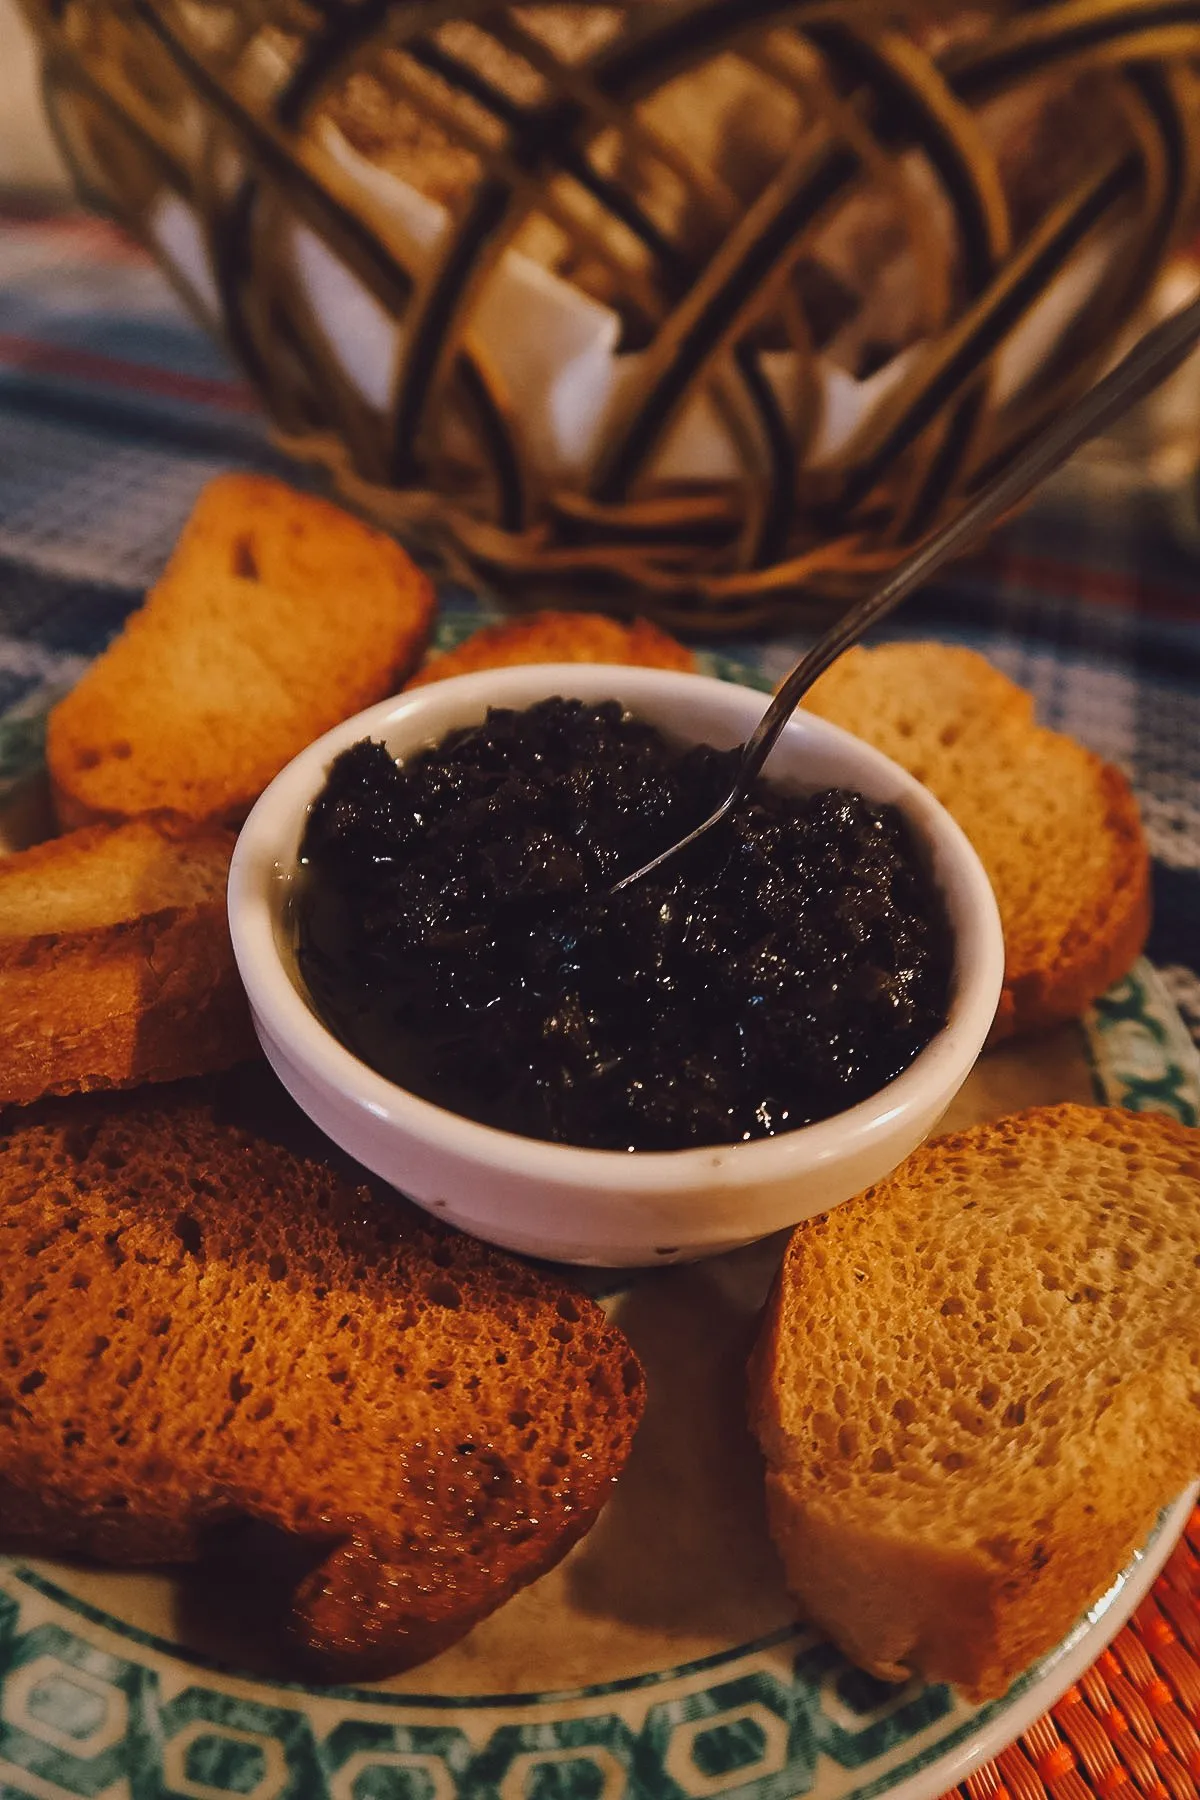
[297,697,953,1152]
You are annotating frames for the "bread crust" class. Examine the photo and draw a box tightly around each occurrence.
[749,1104,1200,1701]
[991,758,1150,1038]
[804,644,1151,1038]
[0,1086,645,1677]
[757,1468,1164,1701]
[407,610,695,686]
[0,818,256,1105]
[0,913,255,1104]
[48,475,435,829]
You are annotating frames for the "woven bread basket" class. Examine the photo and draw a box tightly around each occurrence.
[23,0,1200,631]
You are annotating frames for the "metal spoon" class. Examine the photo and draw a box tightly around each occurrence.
[611,287,1200,895]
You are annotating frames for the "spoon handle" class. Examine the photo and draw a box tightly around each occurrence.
[736,286,1200,793]
[610,287,1200,895]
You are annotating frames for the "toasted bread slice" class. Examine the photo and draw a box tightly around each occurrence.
[407,610,695,686]
[803,643,1149,1037]
[0,817,255,1105]
[0,1085,644,1677]
[749,1104,1200,1702]
[48,475,434,828]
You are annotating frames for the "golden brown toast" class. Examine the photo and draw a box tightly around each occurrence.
[803,643,1149,1036]
[407,609,695,686]
[0,1085,645,1678]
[48,475,434,828]
[749,1104,1200,1702]
[0,817,255,1105]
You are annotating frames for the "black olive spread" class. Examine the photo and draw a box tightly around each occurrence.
[297,697,953,1152]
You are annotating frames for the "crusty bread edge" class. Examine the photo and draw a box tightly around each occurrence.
[0,1358,637,1681]
[0,815,255,1105]
[805,646,1153,1041]
[48,781,247,833]
[290,1480,633,1680]
[0,1080,646,1676]
[0,811,237,888]
[45,487,437,831]
[748,1252,1161,1703]
[747,1106,1200,1702]
[405,612,696,688]
[989,758,1151,1040]
[0,908,257,1106]
[755,1467,1161,1702]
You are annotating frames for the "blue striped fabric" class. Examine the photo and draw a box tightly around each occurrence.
[2,206,1198,1042]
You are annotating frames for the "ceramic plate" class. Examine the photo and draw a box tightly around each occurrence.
[0,960,1194,1800]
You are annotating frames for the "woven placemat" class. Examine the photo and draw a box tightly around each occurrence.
[943,1508,1200,1800]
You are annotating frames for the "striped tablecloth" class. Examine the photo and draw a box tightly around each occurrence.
[2,201,1200,1800]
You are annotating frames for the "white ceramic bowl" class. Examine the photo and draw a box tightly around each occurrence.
[228,665,1004,1266]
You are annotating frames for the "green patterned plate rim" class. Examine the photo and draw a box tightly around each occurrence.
[0,960,1194,1800]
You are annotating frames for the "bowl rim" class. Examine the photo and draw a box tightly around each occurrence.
[228,663,1005,1193]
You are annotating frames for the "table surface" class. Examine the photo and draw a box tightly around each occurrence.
[1,200,1199,1800]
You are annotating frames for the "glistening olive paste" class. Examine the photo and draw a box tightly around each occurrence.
[297,698,953,1153]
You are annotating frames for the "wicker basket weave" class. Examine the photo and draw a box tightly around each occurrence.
[23,0,1200,630]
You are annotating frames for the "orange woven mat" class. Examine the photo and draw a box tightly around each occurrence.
[940,1508,1200,1800]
